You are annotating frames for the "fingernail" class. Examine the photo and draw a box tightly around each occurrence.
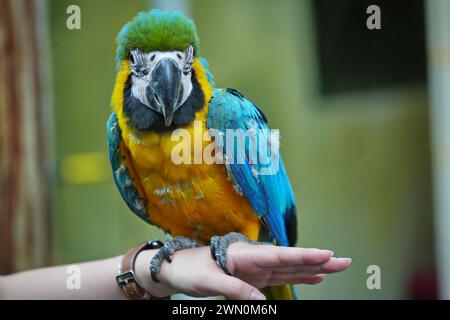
[341,257,352,263]
[327,250,334,256]
[250,291,267,300]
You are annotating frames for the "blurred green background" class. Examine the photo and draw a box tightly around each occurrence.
[50,0,434,299]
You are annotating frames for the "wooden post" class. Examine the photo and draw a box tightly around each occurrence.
[0,0,53,274]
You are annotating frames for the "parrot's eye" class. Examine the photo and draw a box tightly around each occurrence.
[129,49,149,77]
[140,68,149,75]
[131,66,149,77]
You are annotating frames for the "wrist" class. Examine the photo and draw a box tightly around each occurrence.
[134,249,176,298]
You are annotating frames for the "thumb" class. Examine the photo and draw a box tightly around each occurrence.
[218,274,266,300]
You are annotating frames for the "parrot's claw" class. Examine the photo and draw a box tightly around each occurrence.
[210,232,260,276]
[150,236,198,282]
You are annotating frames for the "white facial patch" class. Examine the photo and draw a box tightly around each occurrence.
[129,46,194,111]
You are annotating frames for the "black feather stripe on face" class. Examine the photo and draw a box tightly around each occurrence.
[123,71,204,133]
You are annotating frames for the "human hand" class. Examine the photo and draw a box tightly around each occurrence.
[135,243,351,300]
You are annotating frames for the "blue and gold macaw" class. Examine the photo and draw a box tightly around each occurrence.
[108,9,297,299]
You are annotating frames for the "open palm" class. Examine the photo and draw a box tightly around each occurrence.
[152,242,351,300]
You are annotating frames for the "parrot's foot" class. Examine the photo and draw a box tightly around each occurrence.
[210,232,262,276]
[150,236,199,282]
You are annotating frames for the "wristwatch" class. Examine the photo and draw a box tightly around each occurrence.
[116,240,165,300]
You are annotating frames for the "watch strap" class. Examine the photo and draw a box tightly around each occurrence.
[116,240,164,300]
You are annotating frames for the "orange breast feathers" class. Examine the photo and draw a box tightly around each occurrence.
[111,58,261,244]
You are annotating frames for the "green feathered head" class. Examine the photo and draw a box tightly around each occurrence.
[116,9,200,65]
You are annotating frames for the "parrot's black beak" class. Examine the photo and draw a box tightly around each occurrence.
[148,58,182,127]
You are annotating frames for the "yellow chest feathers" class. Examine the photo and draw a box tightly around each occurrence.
[123,115,218,184]
[121,119,259,242]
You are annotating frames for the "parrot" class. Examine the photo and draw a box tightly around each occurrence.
[107,9,298,300]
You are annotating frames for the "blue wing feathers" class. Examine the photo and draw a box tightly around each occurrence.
[207,89,297,246]
[107,113,150,223]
